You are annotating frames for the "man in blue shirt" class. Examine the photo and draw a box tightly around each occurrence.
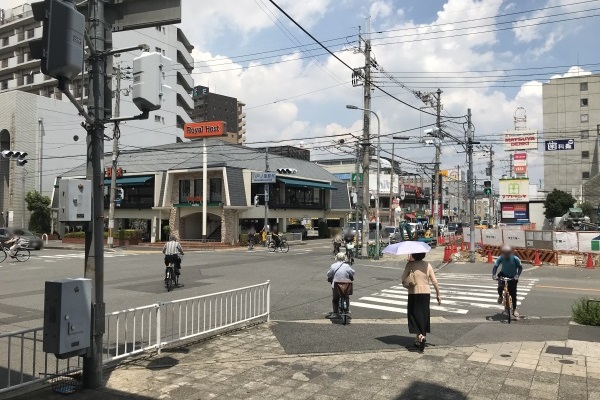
[493,245,523,317]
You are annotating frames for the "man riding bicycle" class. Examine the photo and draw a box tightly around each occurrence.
[5,232,22,258]
[326,252,355,319]
[271,228,282,249]
[163,235,184,281]
[493,244,523,317]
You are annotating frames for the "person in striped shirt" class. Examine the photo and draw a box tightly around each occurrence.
[163,235,184,280]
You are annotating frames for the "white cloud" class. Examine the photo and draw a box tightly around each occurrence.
[550,66,593,80]
[370,1,393,21]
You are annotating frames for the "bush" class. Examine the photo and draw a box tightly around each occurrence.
[572,297,600,326]
[240,233,249,245]
[64,232,86,239]
[63,230,140,240]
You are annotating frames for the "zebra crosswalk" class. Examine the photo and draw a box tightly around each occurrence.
[36,253,136,262]
[352,273,537,315]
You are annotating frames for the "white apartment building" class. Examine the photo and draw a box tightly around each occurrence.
[0,3,195,229]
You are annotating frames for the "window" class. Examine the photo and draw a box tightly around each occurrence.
[583,172,590,179]
[209,178,222,203]
[581,114,589,123]
[155,26,161,31]
[582,151,590,159]
[27,29,34,38]
[0,80,8,90]
[193,179,203,196]
[24,74,32,84]
[154,115,161,122]
[581,82,588,91]
[155,47,161,53]
[0,58,7,68]
[179,180,191,203]
[1,37,8,46]
[581,130,589,139]
[581,98,589,107]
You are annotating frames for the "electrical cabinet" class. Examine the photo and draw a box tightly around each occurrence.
[43,279,91,358]
[58,179,91,222]
[132,52,171,112]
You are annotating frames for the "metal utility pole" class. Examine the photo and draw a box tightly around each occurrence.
[108,65,122,248]
[433,88,442,239]
[264,148,269,232]
[509,153,513,178]
[38,118,43,193]
[83,0,107,388]
[389,143,395,226]
[467,109,476,263]
[360,21,372,258]
[488,147,494,225]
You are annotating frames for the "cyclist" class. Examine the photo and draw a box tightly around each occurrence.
[493,244,523,317]
[271,228,282,250]
[163,235,184,281]
[326,252,355,319]
[248,225,256,249]
[332,232,342,256]
[5,232,22,258]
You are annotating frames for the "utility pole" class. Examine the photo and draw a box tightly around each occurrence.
[264,148,269,232]
[456,165,461,222]
[467,109,476,263]
[355,141,360,241]
[509,153,513,178]
[83,0,107,388]
[433,88,442,239]
[108,65,122,248]
[488,147,494,225]
[360,19,372,258]
[389,143,395,226]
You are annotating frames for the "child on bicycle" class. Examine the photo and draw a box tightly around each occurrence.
[492,244,523,317]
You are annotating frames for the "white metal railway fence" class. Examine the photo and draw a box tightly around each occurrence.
[1,281,271,396]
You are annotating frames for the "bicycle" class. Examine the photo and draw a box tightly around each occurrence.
[344,242,355,265]
[268,237,289,253]
[248,235,255,251]
[0,244,30,263]
[334,280,353,325]
[164,256,182,292]
[498,276,516,323]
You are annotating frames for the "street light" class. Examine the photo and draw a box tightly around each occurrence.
[346,104,381,259]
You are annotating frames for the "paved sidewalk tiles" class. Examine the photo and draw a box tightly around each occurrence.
[11,323,600,400]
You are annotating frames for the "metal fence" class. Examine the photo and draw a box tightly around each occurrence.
[1,281,270,395]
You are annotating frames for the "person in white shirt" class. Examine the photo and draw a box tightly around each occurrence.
[326,252,355,319]
[162,235,184,280]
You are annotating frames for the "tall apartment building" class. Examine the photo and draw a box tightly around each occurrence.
[191,85,246,144]
[543,73,600,195]
[0,3,195,227]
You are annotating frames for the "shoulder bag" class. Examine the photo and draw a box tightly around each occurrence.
[327,263,344,283]
[402,266,417,288]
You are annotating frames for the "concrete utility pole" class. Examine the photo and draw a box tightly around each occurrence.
[360,20,372,258]
[389,143,395,226]
[456,164,461,222]
[488,146,494,225]
[264,148,269,232]
[83,0,108,388]
[467,109,476,263]
[108,65,122,248]
[355,141,360,240]
[433,88,442,238]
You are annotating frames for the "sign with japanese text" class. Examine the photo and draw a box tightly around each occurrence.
[514,165,527,174]
[545,139,575,151]
[499,178,529,202]
[251,172,276,183]
[514,153,527,161]
[503,130,538,151]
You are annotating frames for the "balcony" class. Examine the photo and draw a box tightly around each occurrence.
[176,82,194,110]
[176,105,192,123]
[177,70,193,92]
[176,40,194,73]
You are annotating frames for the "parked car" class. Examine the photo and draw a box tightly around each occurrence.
[447,222,464,235]
[0,228,44,250]
[384,226,402,243]
[286,224,308,239]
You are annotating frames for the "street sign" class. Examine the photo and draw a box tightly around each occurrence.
[252,172,276,183]
[351,173,363,184]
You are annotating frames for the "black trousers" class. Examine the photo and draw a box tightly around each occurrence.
[497,272,518,310]
[164,255,181,278]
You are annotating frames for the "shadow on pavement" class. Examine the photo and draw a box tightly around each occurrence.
[375,335,416,350]
[394,380,467,400]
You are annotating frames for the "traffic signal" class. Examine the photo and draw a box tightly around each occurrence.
[29,0,85,81]
[483,180,492,196]
[1,150,28,166]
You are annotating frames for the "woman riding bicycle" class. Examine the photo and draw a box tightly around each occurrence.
[5,233,23,258]
[493,245,523,317]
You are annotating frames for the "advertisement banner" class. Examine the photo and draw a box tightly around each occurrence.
[514,153,527,161]
[514,203,528,219]
[514,165,527,174]
[499,178,529,202]
[502,229,526,248]
[464,228,483,244]
[502,204,515,219]
[183,121,227,139]
[553,231,578,251]
[482,229,503,246]
[545,139,575,152]
[369,173,399,193]
[503,130,538,151]
[578,232,600,253]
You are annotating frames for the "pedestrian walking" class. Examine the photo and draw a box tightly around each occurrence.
[401,252,441,352]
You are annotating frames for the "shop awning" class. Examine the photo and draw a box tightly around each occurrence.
[104,176,153,186]
[278,177,337,190]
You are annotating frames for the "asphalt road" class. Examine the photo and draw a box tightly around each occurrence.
[1,240,599,350]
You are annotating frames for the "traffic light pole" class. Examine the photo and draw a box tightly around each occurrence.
[83,0,107,389]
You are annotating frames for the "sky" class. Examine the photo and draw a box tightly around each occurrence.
[3,0,598,188]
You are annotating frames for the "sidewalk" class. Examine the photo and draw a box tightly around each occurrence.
[13,323,600,400]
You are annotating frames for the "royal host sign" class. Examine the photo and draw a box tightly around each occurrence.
[184,121,227,139]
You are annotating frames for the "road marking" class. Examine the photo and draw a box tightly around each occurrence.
[535,285,600,293]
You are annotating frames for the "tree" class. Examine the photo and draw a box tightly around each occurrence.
[25,191,51,234]
[543,189,576,220]
[580,201,596,222]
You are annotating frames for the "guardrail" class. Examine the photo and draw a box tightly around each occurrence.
[1,282,271,395]
[0,327,81,395]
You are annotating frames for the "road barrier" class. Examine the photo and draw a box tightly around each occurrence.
[1,281,271,395]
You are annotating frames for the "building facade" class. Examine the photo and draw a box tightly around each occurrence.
[543,73,600,194]
[56,140,351,243]
[191,86,246,144]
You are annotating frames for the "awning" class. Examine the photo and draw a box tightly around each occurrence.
[405,213,416,219]
[278,177,337,190]
[104,176,153,186]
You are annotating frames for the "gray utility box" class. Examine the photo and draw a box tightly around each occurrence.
[43,279,91,359]
[58,179,91,222]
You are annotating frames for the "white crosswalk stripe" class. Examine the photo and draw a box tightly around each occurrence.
[352,273,537,315]
[36,253,135,262]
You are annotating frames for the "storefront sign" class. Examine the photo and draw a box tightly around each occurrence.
[334,173,352,180]
[514,203,527,219]
[183,121,227,139]
[499,178,529,202]
[251,172,276,183]
[503,130,538,151]
[545,139,575,151]
[514,153,527,161]
[502,204,515,219]
[514,165,527,174]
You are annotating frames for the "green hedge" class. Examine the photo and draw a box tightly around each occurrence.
[572,297,600,326]
[64,229,141,240]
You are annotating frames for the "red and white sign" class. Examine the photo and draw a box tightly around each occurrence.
[503,130,538,151]
[514,153,527,160]
[514,165,527,174]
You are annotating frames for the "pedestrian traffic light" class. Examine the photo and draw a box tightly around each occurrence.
[484,180,492,195]
[29,0,85,81]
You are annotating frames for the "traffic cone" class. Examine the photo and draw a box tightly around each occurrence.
[443,246,451,263]
[460,241,464,251]
[586,253,594,269]
[534,250,542,266]
[487,249,493,263]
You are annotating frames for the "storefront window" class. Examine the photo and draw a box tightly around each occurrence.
[179,180,191,203]
[210,178,222,203]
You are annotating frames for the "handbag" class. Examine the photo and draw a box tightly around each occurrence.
[402,268,417,288]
